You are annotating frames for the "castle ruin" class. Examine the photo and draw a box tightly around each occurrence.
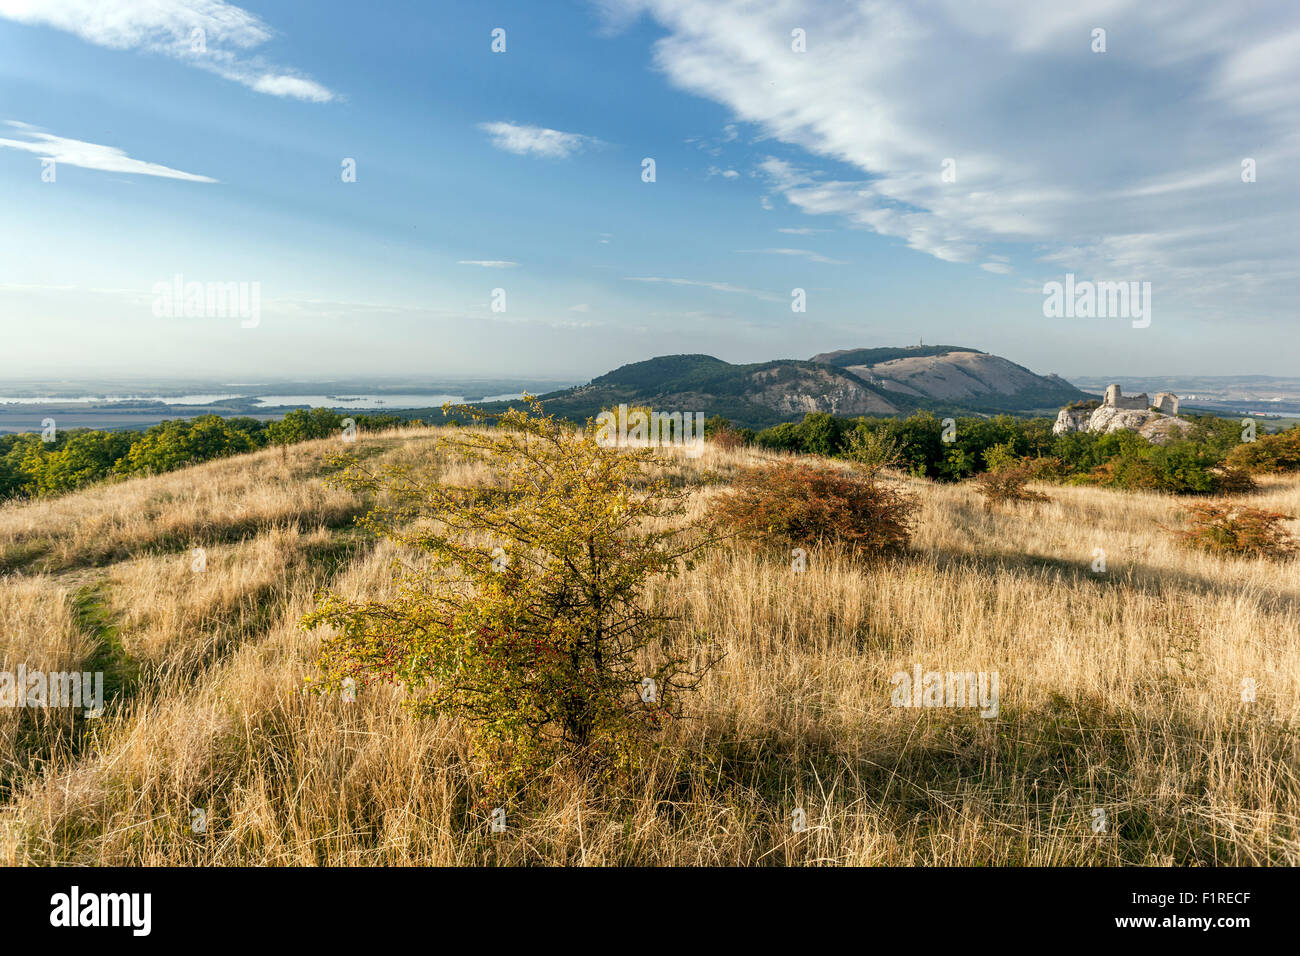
[1053,384,1186,442]
[1101,385,1179,416]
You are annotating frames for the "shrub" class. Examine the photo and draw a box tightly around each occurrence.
[973,459,1050,507]
[799,411,846,457]
[119,416,258,475]
[1168,503,1297,559]
[711,427,746,451]
[1078,436,1230,495]
[26,430,134,494]
[938,446,978,481]
[1209,465,1256,495]
[890,412,946,478]
[844,427,903,476]
[266,407,344,445]
[981,441,1019,474]
[1225,426,1300,474]
[754,421,805,454]
[709,461,915,556]
[302,400,714,799]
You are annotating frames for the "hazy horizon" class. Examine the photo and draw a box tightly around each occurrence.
[4,351,1300,388]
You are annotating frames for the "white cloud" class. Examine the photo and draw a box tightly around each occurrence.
[0,0,335,101]
[739,247,846,265]
[980,262,1014,275]
[457,260,518,268]
[0,123,216,181]
[249,74,333,103]
[478,121,599,159]
[624,276,783,303]
[603,0,1300,321]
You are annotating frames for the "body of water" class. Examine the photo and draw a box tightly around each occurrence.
[251,392,524,409]
[0,392,526,409]
[0,394,244,405]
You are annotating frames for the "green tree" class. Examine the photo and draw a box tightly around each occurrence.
[800,411,845,457]
[266,407,344,446]
[119,416,257,475]
[30,430,134,494]
[302,400,716,798]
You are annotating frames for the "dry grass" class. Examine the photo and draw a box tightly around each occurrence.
[0,428,1297,865]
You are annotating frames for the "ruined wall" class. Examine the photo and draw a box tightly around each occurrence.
[1054,385,1185,442]
[1102,385,1150,410]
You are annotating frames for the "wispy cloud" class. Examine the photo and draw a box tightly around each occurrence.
[479,121,600,159]
[0,0,335,102]
[604,0,1300,320]
[457,260,518,268]
[739,247,846,265]
[0,122,217,181]
[624,276,784,303]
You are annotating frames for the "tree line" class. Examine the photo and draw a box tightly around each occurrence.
[707,410,1300,495]
[0,408,408,500]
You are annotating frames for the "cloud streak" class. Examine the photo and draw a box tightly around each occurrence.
[739,247,846,265]
[623,275,784,303]
[479,121,600,159]
[0,123,217,181]
[0,0,335,102]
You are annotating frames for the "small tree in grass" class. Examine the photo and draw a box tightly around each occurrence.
[1167,503,1296,559]
[973,457,1050,508]
[844,427,903,477]
[709,461,915,557]
[301,399,715,800]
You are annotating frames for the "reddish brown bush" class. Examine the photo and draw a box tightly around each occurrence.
[973,459,1050,507]
[1209,466,1257,495]
[1168,503,1297,559]
[710,461,915,556]
[711,428,745,452]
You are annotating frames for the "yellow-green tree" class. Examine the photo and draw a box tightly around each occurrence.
[302,400,714,798]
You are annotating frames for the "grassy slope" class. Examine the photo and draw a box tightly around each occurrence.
[1,428,1297,865]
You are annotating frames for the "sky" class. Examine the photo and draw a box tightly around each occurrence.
[0,0,1297,383]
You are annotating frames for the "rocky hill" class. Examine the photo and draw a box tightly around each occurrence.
[811,346,1087,412]
[1052,386,1194,444]
[472,347,1088,428]
[497,355,911,428]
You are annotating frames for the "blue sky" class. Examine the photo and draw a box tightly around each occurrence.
[1,0,1297,382]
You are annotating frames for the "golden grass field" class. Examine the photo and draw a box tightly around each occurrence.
[0,426,1297,865]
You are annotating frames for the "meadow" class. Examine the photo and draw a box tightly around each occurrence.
[1,426,1296,865]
